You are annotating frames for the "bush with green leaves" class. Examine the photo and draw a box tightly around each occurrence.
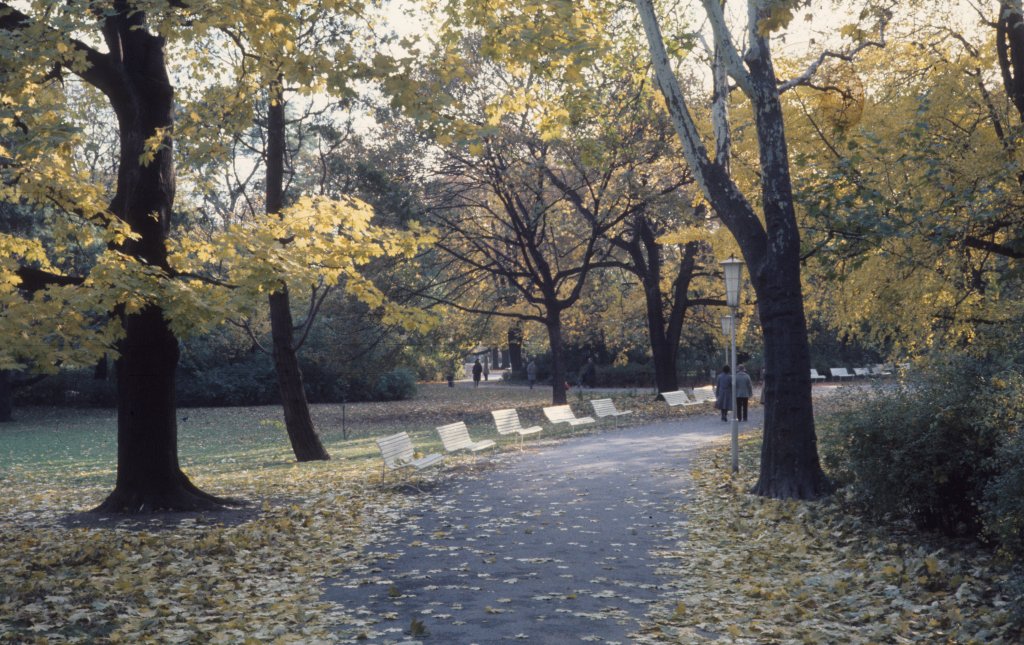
[819,353,1024,549]
[372,368,417,401]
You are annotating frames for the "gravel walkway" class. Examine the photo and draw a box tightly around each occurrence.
[326,408,761,643]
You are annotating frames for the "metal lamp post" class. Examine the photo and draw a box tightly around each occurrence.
[720,255,744,473]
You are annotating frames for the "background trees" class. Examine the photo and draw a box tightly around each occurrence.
[2,0,1021,514]
[790,6,1023,357]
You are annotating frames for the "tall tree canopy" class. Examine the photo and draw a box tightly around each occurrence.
[0,1,430,511]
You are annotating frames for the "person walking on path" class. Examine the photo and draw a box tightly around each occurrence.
[714,364,732,422]
[526,359,537,389]
[734,364,754,421]
[483,360,489,381]
[472,358,482,387]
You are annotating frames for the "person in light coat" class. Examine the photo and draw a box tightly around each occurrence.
[734,364,754,422]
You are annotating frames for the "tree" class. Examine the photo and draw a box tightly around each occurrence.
[616,207,722,394]
[264,82,329,460]
[0,1,432,510]
[173,5,433,459]
[426,129,624,404]
[0,1,232,511]
[790,12,1023,356]
[632,0,887,498]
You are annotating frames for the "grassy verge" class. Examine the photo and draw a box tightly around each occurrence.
[0,384,681,643]
[641,430,1022,644]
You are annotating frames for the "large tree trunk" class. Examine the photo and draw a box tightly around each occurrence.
[269,289,329,461]
[743,26,830,499]
[96,306,230,512]
[751,263,828,497]
[0,370,11,422]
[93,8,230,512]
[632,221,702,396]
[507,324,523,371]
[636,223,678,394]
[644,280,678,394]
[546,315,568,405]
[266,81,329,462]
[635,0,830,499]
[94,355,108,380]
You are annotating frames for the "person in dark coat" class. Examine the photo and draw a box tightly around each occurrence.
[580,358,596,388]
[734,364,754,422]
[714,365,732,422]
[472,359,482,387]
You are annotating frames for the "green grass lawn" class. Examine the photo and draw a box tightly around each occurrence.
[1,382,665,502]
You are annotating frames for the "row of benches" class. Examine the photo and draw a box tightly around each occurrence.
[811,365,893,381]
[660,385,716,407]
[374,399,635,485]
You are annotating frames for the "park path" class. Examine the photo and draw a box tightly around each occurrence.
[325,408,761,644]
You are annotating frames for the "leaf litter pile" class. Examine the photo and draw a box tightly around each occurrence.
[1,389,1020,643]
[642,431,1023,644]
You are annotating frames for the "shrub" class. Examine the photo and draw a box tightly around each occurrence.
[177,358,279,407]
[13,369,117,407]
[372,368,417,401]
[819,353,1024,542]
[985,431,1024,555]
[592,363,655,388]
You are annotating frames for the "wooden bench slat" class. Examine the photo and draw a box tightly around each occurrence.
[436,421,496,454]
[542,405,595,426]
[590,398,633,417]
[691,386,715,403]
[662,390,698,406]
[375,432,444,473]
[490,409,542,449]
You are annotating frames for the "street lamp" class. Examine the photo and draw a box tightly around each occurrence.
[720,255,744,473]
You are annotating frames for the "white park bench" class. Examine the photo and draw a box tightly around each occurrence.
[810,369,826,381]
[870,364,893,376]
[590,398,633,417]
[543,404,595,426]
[662,390,699,406]
[853,367,871,378]
[829,367,855,381]
[374,432,444,485]
[491,408,543,448]
[691,385,716,403]
[436,421,496,455]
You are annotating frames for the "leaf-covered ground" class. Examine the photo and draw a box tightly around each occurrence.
[0,383,670,643]
[641,431,1024,643]
[1,383,1020,643]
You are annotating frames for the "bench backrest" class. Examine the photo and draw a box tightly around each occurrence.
[853,367,870,377]
[437,421,473,452]
[543,405,577,422]
[661,390,694,405]
[691,386,715,402]
[830,367,852,378]
[590,398,618,416]
[491,408,525,435]
[376,432,415,470]
[810,369,825,379]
